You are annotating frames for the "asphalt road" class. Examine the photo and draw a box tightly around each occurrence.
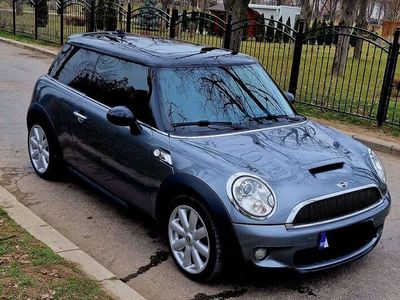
[0,42,399,300]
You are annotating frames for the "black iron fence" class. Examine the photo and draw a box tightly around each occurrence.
[1,2,400,127]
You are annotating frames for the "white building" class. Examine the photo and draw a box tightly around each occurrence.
[249,4,301,26]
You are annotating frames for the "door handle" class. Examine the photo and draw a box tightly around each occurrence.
[73,111,87,123]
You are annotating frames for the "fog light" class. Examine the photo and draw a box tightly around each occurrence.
[254,248,268,260]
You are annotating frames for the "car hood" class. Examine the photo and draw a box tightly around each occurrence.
[169,120,381,224]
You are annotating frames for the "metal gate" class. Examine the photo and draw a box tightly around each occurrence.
[173,10,226,48]
[231,17,297,91]
[127,6,170,38]
[294,25,394,124]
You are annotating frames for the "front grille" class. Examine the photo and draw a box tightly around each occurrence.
[293,187,381,225]
[294,221,379,267]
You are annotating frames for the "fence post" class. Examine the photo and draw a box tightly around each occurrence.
[12,0,16,35]
[169,9,178,39]
[34,0,38,39]
[377,29,400,126]
[60,0,64,44]
[126,3,131,32]
[224,14,232,49]
[90,0,95,32]
[288,20,305,96]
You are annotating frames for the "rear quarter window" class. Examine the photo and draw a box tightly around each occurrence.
[54,47,99,95]
[48,44,74,78]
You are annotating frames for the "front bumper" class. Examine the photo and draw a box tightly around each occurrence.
[233,194,390,272]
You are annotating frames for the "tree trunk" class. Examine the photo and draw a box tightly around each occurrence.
[354,0,369,59]
[299,0,312,26]
[224,0,250,52]
[332,0,355,76]
[16,0,23,16]
[328,0,339,21]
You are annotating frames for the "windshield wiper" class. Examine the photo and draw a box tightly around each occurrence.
[172,120,247,130]
[249,115,304,123]
[275,115,305,121]
[249,115,279,122]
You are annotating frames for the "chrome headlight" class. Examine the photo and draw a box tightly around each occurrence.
[368,148,386,183]
[227,173,276,219]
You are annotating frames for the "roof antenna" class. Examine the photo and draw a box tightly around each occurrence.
[115,29,125,38]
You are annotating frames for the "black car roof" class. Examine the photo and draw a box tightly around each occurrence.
[67,32,258,67]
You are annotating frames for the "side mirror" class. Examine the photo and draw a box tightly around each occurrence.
[284,92,295,104]
[106,106,141,135]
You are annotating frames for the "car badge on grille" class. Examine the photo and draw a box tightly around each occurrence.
[336,181,348,189]
[319,232,329,250]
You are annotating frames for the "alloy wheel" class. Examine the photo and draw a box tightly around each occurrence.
[168,205,210,274]
[29,125,49,174]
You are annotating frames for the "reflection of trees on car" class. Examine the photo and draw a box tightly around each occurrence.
[160,65,290,124]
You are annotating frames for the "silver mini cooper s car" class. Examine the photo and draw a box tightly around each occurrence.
[27,32,390,282]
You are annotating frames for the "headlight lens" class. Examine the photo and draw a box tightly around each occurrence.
[368,148,386,183]
[229,175,276,219]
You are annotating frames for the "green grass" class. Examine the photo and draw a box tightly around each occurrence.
[0,29,60,50]
[29,245,63,266]
[0,208,112,300]
[2,11,400,132]
[51,277,109,300]
[5,262,34,288]
[295,102,400,137]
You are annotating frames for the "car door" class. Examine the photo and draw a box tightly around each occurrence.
[70,55,156,212]
[49,46,100,163]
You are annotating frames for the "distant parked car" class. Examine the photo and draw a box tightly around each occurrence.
[27,32,390,282]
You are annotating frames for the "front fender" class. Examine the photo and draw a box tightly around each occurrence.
[155,172,243,257]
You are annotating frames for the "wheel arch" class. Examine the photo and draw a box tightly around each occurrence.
[155,173,243,257]
[27,103,62,160]
[27,103,55,131]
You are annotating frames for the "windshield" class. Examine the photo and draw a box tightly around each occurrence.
[157,63,299,132]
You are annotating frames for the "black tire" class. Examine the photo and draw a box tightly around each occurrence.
[167,194,224,282]
[28,120,63,180]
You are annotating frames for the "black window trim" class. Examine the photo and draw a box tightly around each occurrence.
[50,44,164,131]
[47,74,166,134]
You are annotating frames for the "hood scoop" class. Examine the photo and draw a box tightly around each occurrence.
[309,162,345,177]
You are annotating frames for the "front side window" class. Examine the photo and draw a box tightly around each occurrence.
[90,55,156,127]
[55,47,99,95]
[157,63,299,133]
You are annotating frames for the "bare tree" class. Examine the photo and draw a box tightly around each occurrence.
[354,0,369,59]
[324,0,340,21]
[332,0,356,76]
[16,0,23,16]
[383,0,400,21]
[160,0,173,10]
[223,0,251,52]
[299,0,312,24]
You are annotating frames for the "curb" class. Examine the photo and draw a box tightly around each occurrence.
[0,185,146,300]
[0,37,59,57]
